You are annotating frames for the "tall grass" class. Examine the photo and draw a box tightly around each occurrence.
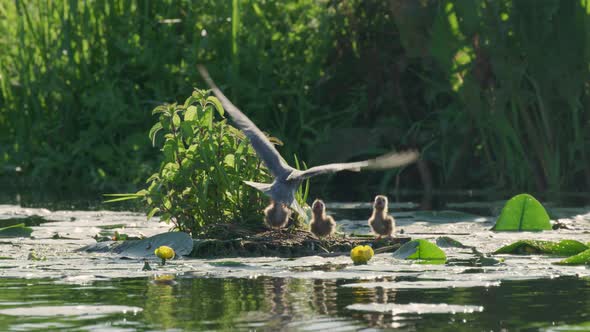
[1,0,589,196]
[0,0,330,193]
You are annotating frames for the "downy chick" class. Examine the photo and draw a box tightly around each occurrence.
[310,199,336,237]
[368,195,395,239]
[264,200,292,230]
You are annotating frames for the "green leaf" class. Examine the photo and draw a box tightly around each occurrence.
[206,96,224,116]
[201,107,213,130]
[554,249,590,265]
[147,207,160,220]
[392,239,446,261]
[224,154,235,167]
[0,223,33,238]
[162,140,176,162]
[180,122,193,139]
[183,95,198,109]
[148,122,163,147]
[494,240,588,256]
[162,162,179,181]
[102,194,142,203]
[493,193,551,231]
[172,113,181,128]
[152,105,168,115]
[185,105,198,121]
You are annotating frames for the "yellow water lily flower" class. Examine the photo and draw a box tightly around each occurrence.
[350,245,374,265]
[154,246,175,265]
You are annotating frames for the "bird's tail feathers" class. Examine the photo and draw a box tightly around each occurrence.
[290,199,309,222]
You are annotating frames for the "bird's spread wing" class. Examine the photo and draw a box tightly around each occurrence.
[197,65,292,177]
[287,150,419,181]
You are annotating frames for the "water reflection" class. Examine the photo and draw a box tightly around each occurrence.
[0,276,589,330]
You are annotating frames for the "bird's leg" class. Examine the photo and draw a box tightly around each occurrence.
[376,235,382,240]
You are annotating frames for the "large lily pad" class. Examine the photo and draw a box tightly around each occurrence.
[492,194,551,231]
[115,232,193,258]
[554,249,590,265]
[392,239,446,261]
[0,223,33,238]
[494,240,588,256]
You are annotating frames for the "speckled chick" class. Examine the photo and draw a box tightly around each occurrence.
[310,199,336,237]
[264,200,292,230]
[368,195,395,239]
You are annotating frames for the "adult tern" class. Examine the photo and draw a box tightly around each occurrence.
[197,65,419,217]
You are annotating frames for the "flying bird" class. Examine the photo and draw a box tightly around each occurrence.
[197,65,419,218]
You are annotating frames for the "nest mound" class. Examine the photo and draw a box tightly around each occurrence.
[190,230,410,258]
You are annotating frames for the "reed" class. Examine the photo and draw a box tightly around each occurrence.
[1,0,589,196]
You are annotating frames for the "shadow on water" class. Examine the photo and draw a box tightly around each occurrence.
[0,276,589,331]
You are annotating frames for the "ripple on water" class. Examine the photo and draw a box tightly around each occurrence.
[0,305,143,317]
[346,302,485,315]
[341,280,502,289]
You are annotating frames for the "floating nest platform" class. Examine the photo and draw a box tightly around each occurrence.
[81,229,411,259]
[190,230,411,258]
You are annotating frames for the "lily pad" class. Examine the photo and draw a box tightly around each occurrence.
[115,232,193,258]
[0,223,33,238]
[392,239,446,261]
[436,236,470,248]
[492,194,551,231]
[494,240,588,256]
[554,249,590,265]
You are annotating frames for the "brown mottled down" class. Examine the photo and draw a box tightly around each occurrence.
[368,195,395,239]
[264,200,292,230]
[310,199,336,238]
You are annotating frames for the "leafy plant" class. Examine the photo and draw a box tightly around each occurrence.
[555,249,590,265]
[106,89,309,236]
[494,240,588,256]
[492,194,551,231]
[0,223,33,238]
[392,239,447,261]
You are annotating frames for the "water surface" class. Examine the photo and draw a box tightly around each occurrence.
[0,195,589,331]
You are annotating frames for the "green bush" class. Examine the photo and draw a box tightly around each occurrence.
[108,90,276,235]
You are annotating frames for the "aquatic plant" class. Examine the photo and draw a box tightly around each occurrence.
[494,240,588,256]
[0,223,32,238]
[555,249,590,265]
[392,239,447,261]
[492,194,551,231]
[350,245,374,265]
[106,90,309,236]
[154,246,175,265]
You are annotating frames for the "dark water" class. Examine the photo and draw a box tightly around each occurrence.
[0,276,589,331]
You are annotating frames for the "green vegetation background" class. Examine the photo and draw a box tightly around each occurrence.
[2,0,590,198]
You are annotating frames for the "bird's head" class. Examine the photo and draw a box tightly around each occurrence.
[312,199,325,215]
[373,195,388,211]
